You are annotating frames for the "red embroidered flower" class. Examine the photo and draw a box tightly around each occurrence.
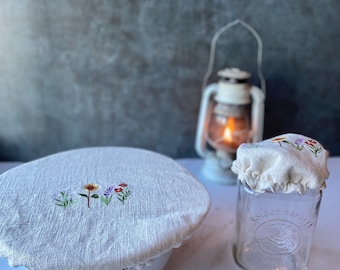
[114,187,123,193]
[305,139,322,157]
[115,184,131,204]
[305,139,317,147]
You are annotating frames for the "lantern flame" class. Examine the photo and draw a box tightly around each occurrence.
[223,117,235,143]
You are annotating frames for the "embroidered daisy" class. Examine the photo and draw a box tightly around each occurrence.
[79,183,100,208]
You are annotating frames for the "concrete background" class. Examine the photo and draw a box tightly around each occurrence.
[0,0,339,161]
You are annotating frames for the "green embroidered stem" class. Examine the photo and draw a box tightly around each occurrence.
[117,187,131,204]
[53,188,78,209]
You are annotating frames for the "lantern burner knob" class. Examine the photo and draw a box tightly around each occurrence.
[218,68,251,83]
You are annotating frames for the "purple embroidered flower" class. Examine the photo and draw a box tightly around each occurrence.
[101,185,115,206]
[104,185,115,197]
[295,138,304,146]
[292,138,305,150]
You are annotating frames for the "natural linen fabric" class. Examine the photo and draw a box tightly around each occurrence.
[231,133,329,193]
[0,147,210,270]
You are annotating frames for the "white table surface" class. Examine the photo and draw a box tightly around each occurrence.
[1,158,339,270]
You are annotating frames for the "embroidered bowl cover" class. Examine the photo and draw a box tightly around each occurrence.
[231,133,329,193]
[0,147,210,270]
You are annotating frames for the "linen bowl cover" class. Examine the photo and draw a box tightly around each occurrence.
[0,147,210,270]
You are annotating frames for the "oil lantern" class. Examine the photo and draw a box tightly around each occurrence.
[195,19,266,184]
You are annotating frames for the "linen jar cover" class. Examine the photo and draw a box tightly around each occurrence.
[0,147,210,270]
[231,133,329,194]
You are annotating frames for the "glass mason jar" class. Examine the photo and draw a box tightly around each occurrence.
[234,182,322,270]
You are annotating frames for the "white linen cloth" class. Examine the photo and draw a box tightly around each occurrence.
[0,147,210,270]
[231,133,329,193]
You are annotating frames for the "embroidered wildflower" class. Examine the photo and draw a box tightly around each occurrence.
[295,138,304,146]
[115,183,131,204]
[292,138,305,150]
[271,136,289,146]
[55,183,131,209]
[305,139,322,157]
[101,185,115,206]
[114,187,123,193]
[83,183,99,192]
[54,187,78,209]
[104,185,114,196]
[79,183,100,208]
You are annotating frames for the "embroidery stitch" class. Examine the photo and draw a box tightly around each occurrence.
[271,136,322,157]
[271,136,289,147]
[53,187,78,209]
[79,183,100,208]
[115,183,131,204]
[305,139,322,157]
[101,185,115,206]
[54,183,131,209]
[291,138,304,151]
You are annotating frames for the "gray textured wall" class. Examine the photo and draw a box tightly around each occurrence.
[0,1,339,161]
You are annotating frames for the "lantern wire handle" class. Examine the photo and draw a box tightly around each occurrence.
[201,19,266,97]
